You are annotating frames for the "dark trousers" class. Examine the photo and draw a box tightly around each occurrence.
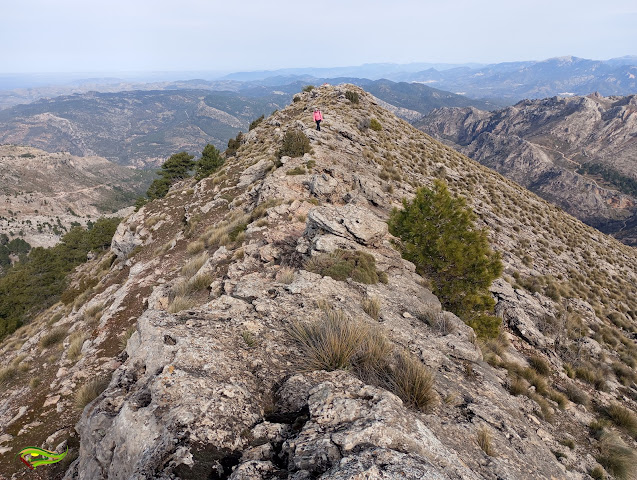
[316,120,321,131]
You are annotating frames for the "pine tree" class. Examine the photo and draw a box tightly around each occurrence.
[196,144,224,180]
[145,152,195,199]
[388,180,502,337]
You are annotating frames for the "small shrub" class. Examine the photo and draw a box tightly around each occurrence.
[362,296,381,321]
[40,327,68,348]
[302,85,314,92]
[304,249,383,284]
[466,315,501,339]
[29,377,41,389]
[476,425,495,456]
[286,166,307,176]
[559,438,575,449]
[249,115,265,131]
[242,331,258,348]
[293,95,301,103]
[278,130,312,159]
[75,377,110,410]
[369,119,382,131]
[345,91,359,104]
[597,432,637,480]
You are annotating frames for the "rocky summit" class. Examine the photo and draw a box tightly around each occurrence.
[418,93,637,246]
[0,85,636,480]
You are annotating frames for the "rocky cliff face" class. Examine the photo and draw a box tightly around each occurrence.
[418,93,637,246]
[1,85,636,480]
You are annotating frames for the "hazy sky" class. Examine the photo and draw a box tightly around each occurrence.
[1,0,636,74]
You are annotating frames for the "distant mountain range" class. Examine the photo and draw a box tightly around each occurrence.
[418,93,637,245]
[2,56,635,110]
[0,81,495,166]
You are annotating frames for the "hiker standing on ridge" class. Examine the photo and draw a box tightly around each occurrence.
[313,108,323,131]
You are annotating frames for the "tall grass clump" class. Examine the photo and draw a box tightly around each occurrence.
[288,302,436,412]
[67,332,86,361]
[597,432,637,480]
[75,377,110,410]
[289,307,366,371]
[605,403,637,438]
[40,327,68,348]
[476,425,496,456]
[362,296,381,321]
[181,253,208,278]
[387,350,437,412]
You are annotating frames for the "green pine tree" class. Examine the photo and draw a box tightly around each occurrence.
[145,151,195,199]
[388,179,502,337]
[196,144,224,180]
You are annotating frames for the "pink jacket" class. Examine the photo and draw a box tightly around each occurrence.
[313,110,323,121]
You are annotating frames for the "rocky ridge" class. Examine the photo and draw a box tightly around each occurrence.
[418,93,637,245]
[0,85,636,479]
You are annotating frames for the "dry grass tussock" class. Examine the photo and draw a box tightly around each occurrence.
[200,211,251,249]
[181,253,208,278]
[75,377,110,410]
[67,332,86,361]
[597,431,637,480]
[362,296,381,321]
[40,327,68,348]
[288,301,437,412]
[476,425,496,456]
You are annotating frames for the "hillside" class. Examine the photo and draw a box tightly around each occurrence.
[417,93,637,245]
[0,90,290,167]
[0,145,153,249]
[0,85,636,479]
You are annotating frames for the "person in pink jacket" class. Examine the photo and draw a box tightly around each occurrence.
[313,108,323,131]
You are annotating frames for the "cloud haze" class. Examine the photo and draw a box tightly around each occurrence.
[1,0,635,73]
